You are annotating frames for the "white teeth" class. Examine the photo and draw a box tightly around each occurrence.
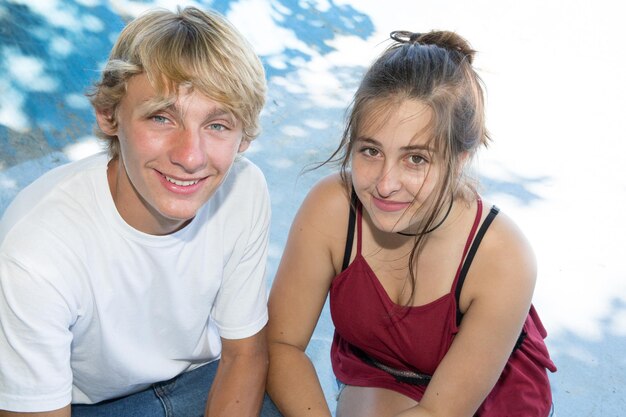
[165,176,200,186]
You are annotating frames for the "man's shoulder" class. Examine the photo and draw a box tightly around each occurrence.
[229,156,266,186]
[195,156,269,233]
[216,156,268,201]
[0,153,109,245]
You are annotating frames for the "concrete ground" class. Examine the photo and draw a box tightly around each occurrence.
[1,1,625,415]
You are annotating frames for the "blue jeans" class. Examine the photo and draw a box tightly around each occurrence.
[72,360,282,417]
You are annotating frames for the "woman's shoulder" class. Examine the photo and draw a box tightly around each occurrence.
[299,173,351,218]
[483,201,535,263]
[469,199,537,292]
[292,173,353,271]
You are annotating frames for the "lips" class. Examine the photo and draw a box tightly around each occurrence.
[157,171,206,195]
[371,196,411,212]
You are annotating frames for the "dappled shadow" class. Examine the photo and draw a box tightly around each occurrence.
[0,0,374,214]
[0,0,373,164]
[548,297,626,417]
[0,0,126,213]
[1,4,623,417]
[0,4,370,414]
[0,1,123,147]
[247,62,365,282]
[480,172,550,206]
[217,0,373,76]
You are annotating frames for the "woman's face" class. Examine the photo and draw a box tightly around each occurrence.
[351,99,442,235]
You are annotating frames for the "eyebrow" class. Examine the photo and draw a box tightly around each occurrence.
[356,136,433,152]
[138,97,176,117]
[139,98,236,124]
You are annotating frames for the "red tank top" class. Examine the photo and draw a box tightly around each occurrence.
[329,198,557,416]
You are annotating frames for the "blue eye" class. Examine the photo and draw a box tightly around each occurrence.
[151,115,169,124]
[209,123,227,131]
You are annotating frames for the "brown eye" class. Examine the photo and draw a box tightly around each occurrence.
[361,147,379,157]
[408,154,426,165]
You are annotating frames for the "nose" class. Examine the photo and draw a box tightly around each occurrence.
[169,128,207,173]
[375,162,401,198]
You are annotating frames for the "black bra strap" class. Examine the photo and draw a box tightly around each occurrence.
[341,189,359,271]
[455,205,500,325]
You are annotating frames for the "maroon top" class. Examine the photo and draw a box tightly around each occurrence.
[330,198,557,416]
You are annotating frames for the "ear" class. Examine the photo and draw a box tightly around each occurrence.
[238,138,250,153]
[95,108,117,136]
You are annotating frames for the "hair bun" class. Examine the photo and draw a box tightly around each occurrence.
[390,30,476,64]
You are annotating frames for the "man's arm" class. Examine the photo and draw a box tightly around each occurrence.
[0,405,70,417]
[204,327,268,417]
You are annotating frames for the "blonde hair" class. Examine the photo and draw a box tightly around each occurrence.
[88,6,266,157]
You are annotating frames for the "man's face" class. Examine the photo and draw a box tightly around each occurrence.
[97,73,249,235]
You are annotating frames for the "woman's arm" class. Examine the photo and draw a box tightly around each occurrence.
[395,211,537,417]
[267,175,350,417]
[205,329,268,417]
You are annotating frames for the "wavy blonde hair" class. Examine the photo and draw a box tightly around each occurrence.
[88,6,266,158]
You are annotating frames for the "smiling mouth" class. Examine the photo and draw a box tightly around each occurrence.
[165,175,200,186]
[372,196,411,212]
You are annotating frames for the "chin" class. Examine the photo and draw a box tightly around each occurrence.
[369,214,408,232]
[158,204,202,224]
[372,221,402,234]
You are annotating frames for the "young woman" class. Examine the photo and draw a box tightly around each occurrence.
[267,30,556,417]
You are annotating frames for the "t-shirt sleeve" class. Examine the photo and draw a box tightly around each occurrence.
[211,168,271,340]
[0,254,73,412]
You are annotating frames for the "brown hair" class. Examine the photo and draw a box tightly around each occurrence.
[328,30,490,306]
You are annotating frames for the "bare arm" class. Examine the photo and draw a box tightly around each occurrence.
[267,175,349,417]
[394,212,537,417]
[0,405,70,417]
[204,328,268,417]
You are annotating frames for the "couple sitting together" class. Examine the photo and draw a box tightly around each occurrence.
[0,7,555,417]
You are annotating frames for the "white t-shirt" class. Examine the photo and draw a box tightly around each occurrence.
[0,152,270,412]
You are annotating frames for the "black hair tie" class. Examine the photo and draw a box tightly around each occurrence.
[390,30,421,44]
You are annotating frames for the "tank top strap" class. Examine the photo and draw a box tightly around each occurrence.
[453,200,501,325]
[451,198,484,291]
[341,189,360,271]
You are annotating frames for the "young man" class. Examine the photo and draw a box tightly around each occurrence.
[0,7,280,417]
